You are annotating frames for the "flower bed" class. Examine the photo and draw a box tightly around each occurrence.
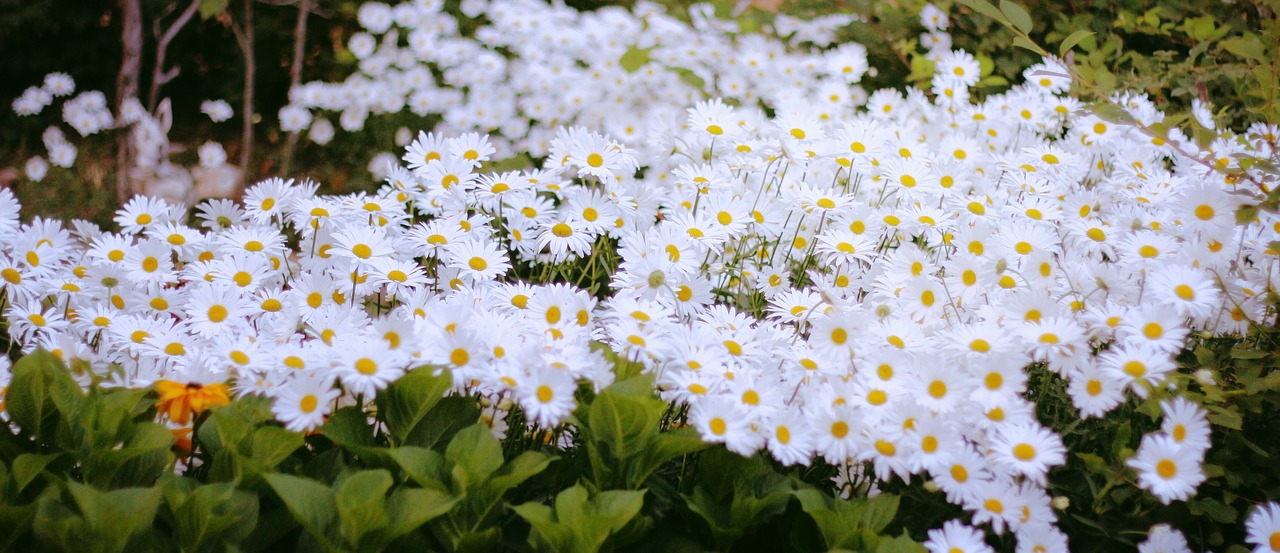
[3,0,1280,551]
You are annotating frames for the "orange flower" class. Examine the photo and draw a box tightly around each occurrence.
[155,380,231,425]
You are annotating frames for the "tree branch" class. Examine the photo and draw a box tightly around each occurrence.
[147,0,202,112]
[281,0,312,176]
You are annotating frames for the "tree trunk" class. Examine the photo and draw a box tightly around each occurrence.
[115,0,144,201]
[230,0,256,189]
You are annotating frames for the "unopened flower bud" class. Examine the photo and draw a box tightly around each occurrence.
[1193,368,1216,387]
[1052,496,1070,510]
[923,480,940,493]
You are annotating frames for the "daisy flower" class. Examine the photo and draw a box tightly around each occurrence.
[990,422,1066,486]
[924,520,993,553]
[517,365,577,428]
[446,239,511,282]
[1126,433,1207,505]
[334,342,406,398]
[1160,397,1211,453]
[271,372,340,433]
[1245,502,1280,553]
[536,219,594,262]
[1137,524,1191,553]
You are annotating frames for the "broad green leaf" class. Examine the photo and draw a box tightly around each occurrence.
[8,350,82,442]
[249,426,305,469]
[264,473,339,551]
[320,406,375,447]
[516,485,646,553]
[631,427,709,487]
[336,470,392,551]
[999,0,1033,33]
[80,421,173,489]
[444,424,503,492]
[387,447,448,490]
[1236,204,1259,224]
[586,375,662,465]
[386,488,457,539]
[487,450,553,492]
[376,367,452,446]
[1218,35,1269,63]
[405,395,480,449]
[34,482,163,553]
[859,494,900,533]
[199,0,229,19]
[1059,29,1095,56]
[11,453,63,496]
[619,46,652,72]
[876,531,927,553]
[166,480,259,550]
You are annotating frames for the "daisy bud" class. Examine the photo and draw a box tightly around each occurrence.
[1052,496,1070,510]
[923,480,940,493]
[497,397,515,410]
[1193,369,1216,387]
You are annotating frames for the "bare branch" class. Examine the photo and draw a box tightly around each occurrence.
[147,0,202,111]
[281,0,312,175]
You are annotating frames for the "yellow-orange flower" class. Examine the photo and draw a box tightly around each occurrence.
[155,380,231,425]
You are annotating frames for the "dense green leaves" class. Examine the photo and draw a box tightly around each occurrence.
[513,485,647,553]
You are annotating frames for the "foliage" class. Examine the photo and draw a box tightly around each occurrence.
[0,352,921,551]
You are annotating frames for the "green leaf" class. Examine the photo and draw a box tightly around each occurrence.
[1012,36,1045,55]
[1059,29,1095,56]
[587,375,662,465]
[377,367,452,446]
[669,67,707,92]
[1089,102,1137,126]
[336,470,392,551]
[955,0,1005,22]
[487,450,554,492]
[1205,405,1243,430]
[859,494,900,533]
[386,488,457,540]
[632,427,709,487]
[320,406,375,448]
[876,531,927,553]
[1219,34,1266,63]
[199,0,229,19]
[444,424,503,492]
[264,473,339,550]
[999,0,1033,33]
[619,46,652,73]
[515,484,646,553]
[405,395,480,449]
[1075,452,1109,474]
[7,350,82,442]
[249,426,305,469]
[165,479,259,550]
[10,453,63,496]
[387,447,448,490]
[1236,204,1259,224]
[34,482,163,553]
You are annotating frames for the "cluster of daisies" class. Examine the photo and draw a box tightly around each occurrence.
[5,1,1280,551]
[287,0,870,161]
[13,72,238,187]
